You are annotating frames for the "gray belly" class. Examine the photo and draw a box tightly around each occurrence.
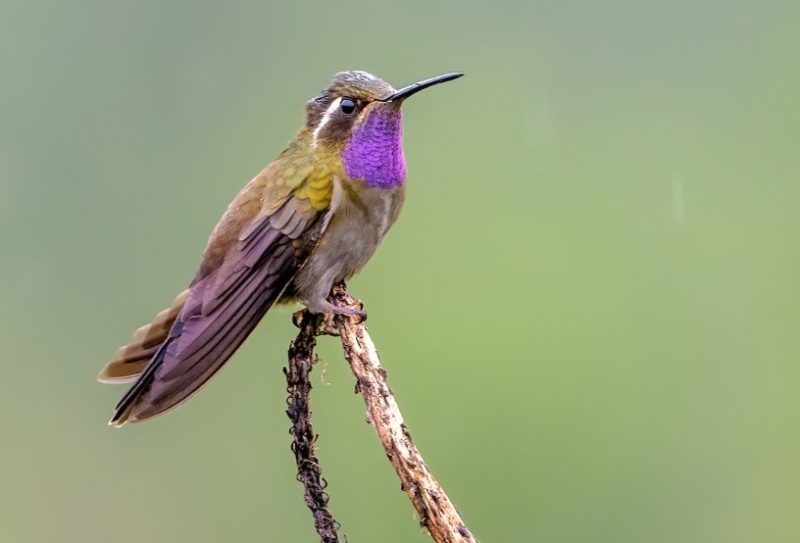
[293,181,405,312]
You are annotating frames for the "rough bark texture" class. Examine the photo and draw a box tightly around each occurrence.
[287,283,477,543]
[285,311,340,543]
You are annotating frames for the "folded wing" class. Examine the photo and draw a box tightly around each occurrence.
[109,191,325,425]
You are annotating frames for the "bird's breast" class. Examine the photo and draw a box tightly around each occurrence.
[293,179,405,305]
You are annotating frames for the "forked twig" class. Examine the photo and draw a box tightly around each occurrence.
[287,283,477,543]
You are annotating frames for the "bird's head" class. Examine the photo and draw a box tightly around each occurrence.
[303,70,462,188]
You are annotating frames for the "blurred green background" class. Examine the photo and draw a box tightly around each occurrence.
[2,1,799,542]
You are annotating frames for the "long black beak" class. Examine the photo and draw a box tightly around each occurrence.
[380,72,464,102]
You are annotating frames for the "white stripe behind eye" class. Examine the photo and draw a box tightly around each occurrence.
[311,97,342,147]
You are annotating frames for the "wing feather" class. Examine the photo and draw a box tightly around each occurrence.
[110,186,328,425]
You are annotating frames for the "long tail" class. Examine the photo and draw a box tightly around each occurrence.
[97,290,189,384]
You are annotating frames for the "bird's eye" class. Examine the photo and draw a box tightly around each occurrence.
[340,98,356,115]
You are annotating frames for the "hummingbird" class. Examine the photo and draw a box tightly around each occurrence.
[98,70,463,426]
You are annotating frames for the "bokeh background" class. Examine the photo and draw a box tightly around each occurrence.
[2,1,799,542]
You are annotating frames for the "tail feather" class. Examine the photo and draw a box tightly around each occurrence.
[97,290,189,384]
[108,336,175,427]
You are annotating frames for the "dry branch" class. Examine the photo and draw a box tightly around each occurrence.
[287,283,477,543]
[286,312,340,543]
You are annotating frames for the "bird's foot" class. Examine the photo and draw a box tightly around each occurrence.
[293,284,366,333]
[327,281,366,321]
[316,299,367,323]
[331,304,367,320]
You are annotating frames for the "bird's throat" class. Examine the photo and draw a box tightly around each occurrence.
[341,108,406,189]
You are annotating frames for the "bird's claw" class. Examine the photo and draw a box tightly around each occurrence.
[330,300,367,324]
[293,285,366,333]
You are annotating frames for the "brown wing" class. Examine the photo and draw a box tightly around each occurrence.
[109,161,330,425]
